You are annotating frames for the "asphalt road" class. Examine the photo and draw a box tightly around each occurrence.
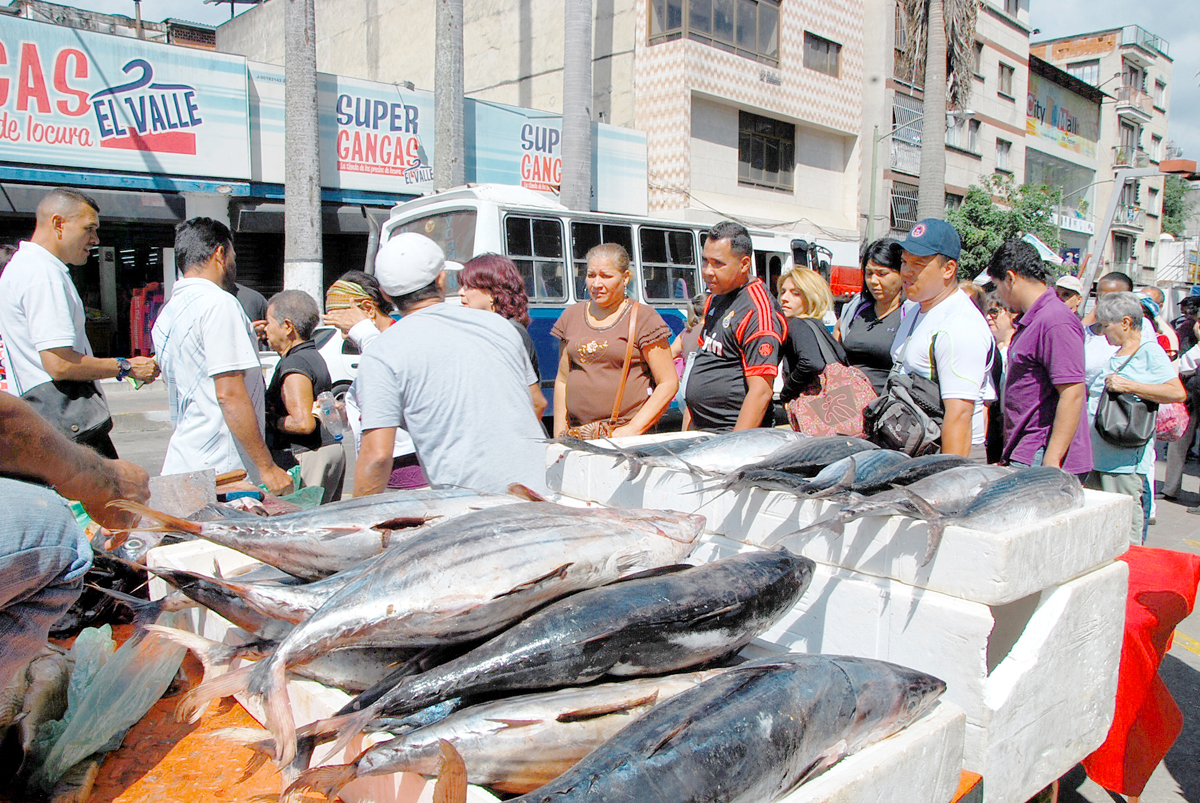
[105,380,1200,802]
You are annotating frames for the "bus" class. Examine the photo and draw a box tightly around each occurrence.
[376,183,860,405]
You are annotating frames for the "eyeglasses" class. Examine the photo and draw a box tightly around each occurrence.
[985,307,1006,317]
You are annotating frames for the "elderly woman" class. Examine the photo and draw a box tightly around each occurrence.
[459,253,547,419]
[263,291,347,504]
[836,239,906,395]
[1086,291,1185,543]
[551,243,677,438]
[323,270,427,489]
[983,293,1017,464]
[778,267,847,403]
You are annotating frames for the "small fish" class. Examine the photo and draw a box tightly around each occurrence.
[729,436,880,480]
[499,653,945,803]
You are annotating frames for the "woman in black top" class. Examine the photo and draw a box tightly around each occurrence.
[777,267,846,402]
[836,238,905,395]
[263,290,346,504]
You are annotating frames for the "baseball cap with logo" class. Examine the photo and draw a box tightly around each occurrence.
[374,232,446,296]
[900,219,961,261]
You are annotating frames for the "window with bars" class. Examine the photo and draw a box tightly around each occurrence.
[893,6,925,89]
[649,0,780,65]
[738,110,795,192]
[890,182,920,236]
[998,63,1014,97]
[804,32,841,77]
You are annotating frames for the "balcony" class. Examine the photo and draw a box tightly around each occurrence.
[1112,205,1146,231]
[889,140,921,176]
[1115,86,1154,121]
[1113,146,1150,168]
[1120,25,1169,57]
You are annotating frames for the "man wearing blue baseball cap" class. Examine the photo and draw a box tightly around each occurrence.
[889,219,996,459]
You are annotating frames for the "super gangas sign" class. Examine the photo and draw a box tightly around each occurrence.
[0,15,251,180]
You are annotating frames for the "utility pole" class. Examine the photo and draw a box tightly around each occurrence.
[560,0,593,211]
[283,0,323,306]
[434,0,465,191]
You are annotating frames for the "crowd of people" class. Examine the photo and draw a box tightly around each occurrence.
[4,188,1200,697]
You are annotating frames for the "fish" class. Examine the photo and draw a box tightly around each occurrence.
[275,670,730,802]
[0,645,73,776]
[110,487,525,580]
[728,436,880,480]
[501,653,945,803]
[793,464,1014,541]
[837,453,973,496]
[903,466,1085,564]
[550,435,715,479]
[557,430,806,479]
[726,450,910,497]
[180,502,705,765]
[315,548,815,764]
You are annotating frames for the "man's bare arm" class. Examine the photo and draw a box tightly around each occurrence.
[41,347,157,383]
[733,375,775,431]
[1042,383,1084,467]
[213,372,292,495]
[355,428,398,496]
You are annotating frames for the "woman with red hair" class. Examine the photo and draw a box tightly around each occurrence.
[459,253,547,419]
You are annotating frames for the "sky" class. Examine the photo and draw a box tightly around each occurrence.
[39,0,1200,160]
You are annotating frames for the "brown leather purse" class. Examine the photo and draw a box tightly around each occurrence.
[566,302,639,440]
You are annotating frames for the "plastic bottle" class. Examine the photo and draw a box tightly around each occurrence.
[316,391,346,442]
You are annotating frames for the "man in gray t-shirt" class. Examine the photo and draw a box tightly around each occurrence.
[354,233,547,495]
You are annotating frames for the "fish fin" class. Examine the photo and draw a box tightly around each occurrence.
[807,460,857,500]
[372,517,430,532]
[178,662,255,722]
[315,705,380,766]
[493,563,573,599]
[690,603,741,623]
[612,564,691,584]
[316,526,371,540]
[762,517,834,548]
[899,489,946,567]
[282,764,358,803]
[647,719,692,757]
[206,727,276,783]
[246,657,297,766]
[556,691,660,722]
[87,583,165,626]
[485,718,542,730]
[105,500,204,535]
[145,624,240,682]
[506,483,550,502]
[432,740,468,803]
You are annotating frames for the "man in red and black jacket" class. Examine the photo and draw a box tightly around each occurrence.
[685,221,787,431]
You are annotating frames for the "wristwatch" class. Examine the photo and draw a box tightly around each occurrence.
[115,357,132,381]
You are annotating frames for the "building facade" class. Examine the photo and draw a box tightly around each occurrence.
[217,0,866,261]
[1032,26,1173,284]
[860,0,1033,241]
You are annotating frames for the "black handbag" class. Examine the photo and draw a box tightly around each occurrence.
[20,379,113,442]
[864,312,947,456]
[1093,346,1157,449]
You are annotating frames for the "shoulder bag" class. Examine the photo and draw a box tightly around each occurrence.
[1093,345,1157,448]
[20,379,113,443]
[863,310,945,455]
[566,302,639,440]
[785,319,877,438]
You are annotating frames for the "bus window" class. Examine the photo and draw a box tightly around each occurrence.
[391,210,477,263]
[757,252,785,292]
[505,216,567,301]
[570,222,635,300]
[640,227,698,302]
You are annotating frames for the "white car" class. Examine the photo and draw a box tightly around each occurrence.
[259,325,360,400]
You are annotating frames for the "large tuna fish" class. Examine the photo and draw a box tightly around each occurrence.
[727,436,880,480]
[278,670,732,801]
[314,548,815,763]
[504,653,945,803]
[111,487,524,580]
[723,450,909,497]
[556,430,805,479]
[180,502,705,764]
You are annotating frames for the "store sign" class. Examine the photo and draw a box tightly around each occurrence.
[1026,73,1099,160]
[1057,214,1096,235]
[250,63,647,214]
[0,15,250,179]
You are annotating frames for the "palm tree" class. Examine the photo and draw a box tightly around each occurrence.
[283,0,323,303]
[560,0,594,211]
[898,0,977,220]
[434,0,465,190]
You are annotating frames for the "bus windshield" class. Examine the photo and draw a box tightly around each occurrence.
[391,210,478,264]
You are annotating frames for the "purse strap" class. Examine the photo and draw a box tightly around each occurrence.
[609,301,639,424]
[1114,343,1144,374]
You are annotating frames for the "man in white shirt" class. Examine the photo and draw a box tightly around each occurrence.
[0,188,158,456]
[152,217,291,495]
[354,233,547,495]
[890,219,995,459]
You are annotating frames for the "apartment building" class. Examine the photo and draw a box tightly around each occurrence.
[860,0,1032,240]
[1032,26,1173,284]
[216,0,866,251]
[0,0,217,48]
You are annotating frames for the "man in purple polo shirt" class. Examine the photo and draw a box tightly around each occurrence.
[985,238,1092,474]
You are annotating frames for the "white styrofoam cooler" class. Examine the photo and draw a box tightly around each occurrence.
[147,537,965,803]
[547,435,1132,803]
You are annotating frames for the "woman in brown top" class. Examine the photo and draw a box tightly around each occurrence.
[551,243,677,437]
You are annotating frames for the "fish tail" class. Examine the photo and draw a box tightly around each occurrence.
[105,500,204,535]
[506,483,549,502]
[315,703,381,766]
[283,764,358,803]
[144,624,249,684]
[87,583,165,626]
[899,489,946,566]
[178,661,254,723]
[433,740,468,803]
[247,656,297,765]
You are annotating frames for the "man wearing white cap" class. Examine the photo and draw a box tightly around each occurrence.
[353,233,547,495]
[1054,275,1083,313]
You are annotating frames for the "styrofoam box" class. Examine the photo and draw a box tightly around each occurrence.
[546,436,1134,606]
[694,536,1127,803]
[146,537,964,803]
